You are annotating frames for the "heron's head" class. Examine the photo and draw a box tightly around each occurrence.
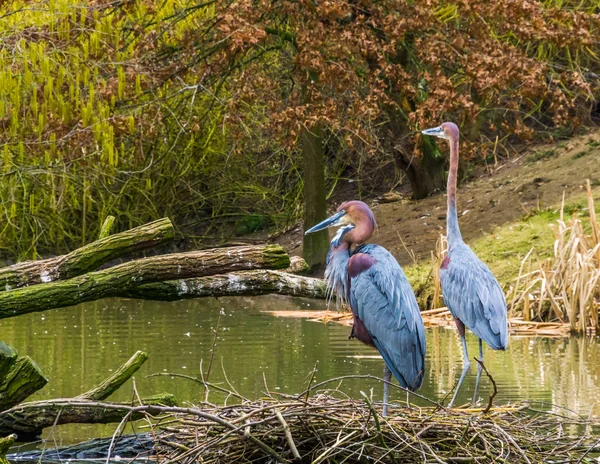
[421,121,459,142]
[304,200,376,247]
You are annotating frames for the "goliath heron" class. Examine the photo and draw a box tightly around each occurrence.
[422,122,508,407]
[305,200,426,415]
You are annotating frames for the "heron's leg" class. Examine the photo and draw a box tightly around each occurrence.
[449,318,470,407]
[382,364,391,417]
[472,338,484,403]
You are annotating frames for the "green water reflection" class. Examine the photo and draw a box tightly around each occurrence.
[0,295,598,445]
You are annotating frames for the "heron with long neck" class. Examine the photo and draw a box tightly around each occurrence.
[305,200,426,415]
[422,122,508,406]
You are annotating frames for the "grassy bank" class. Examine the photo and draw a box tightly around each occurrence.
[405,188,600,316]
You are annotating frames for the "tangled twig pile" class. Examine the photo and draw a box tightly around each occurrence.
[151,392,598,463]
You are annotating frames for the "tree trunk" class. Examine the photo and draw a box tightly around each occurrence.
[0,245,290,319]
[121,270,327,300]
[394,136,447,200]
[0,218,175,291]
[0,434,16,464]
[301,123,329,273]
[383,101,447,200]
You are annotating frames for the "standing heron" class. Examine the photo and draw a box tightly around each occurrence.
[422,122,508,407]
[305,201,426,415]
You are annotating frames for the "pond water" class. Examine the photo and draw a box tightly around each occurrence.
[1,295,599,446]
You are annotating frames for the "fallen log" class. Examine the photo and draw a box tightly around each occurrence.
[122,270,327,301]
[0,343,47,411]
[0,394,176,440]
[0,244,289,319]
[0,349,177,440]
[0,218,175,291]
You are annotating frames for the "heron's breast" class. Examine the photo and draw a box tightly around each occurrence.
[348,253,377,278]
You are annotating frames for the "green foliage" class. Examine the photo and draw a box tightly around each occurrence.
[0,0,302,260]
[234,215,273,235]
[0,0,598,259]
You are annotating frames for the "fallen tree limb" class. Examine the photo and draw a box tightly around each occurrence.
[98,215,116,239]
[0,394,176,440]
[0,349,173,440]
[122,270,327,301]
[0,244,289,319]
[77,350,148,401]
[0,218,175,291]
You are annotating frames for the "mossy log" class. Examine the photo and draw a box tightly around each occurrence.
[122,270,327,300]
[0,343,47,411]
[0,394,176,440]
[0,218,174,291]
[0,349,175,441]
[0,244,289,319]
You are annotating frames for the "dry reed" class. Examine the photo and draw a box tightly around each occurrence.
[507,181,600,334]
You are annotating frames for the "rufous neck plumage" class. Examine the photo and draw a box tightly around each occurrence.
[447,136,463,247]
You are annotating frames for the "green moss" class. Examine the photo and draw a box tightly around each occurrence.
[263,244,290,269]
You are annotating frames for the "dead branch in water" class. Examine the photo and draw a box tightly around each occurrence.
[0,244,290,319]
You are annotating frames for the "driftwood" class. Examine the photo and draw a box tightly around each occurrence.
[77,350,148,401]
[123,269,327,301]
[0,218,175,291]
[0,244,290,319]
[0,343,47,411]
[0,349,177,440]
[0,395,176,440]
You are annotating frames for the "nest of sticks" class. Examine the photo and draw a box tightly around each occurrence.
[147,378,599,464]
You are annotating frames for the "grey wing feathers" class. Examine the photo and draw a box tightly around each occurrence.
[440,245,508,350]
[350,246,426,390]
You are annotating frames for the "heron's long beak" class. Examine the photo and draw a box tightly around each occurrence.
[304,210,347,235]
[421,126,445,138]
